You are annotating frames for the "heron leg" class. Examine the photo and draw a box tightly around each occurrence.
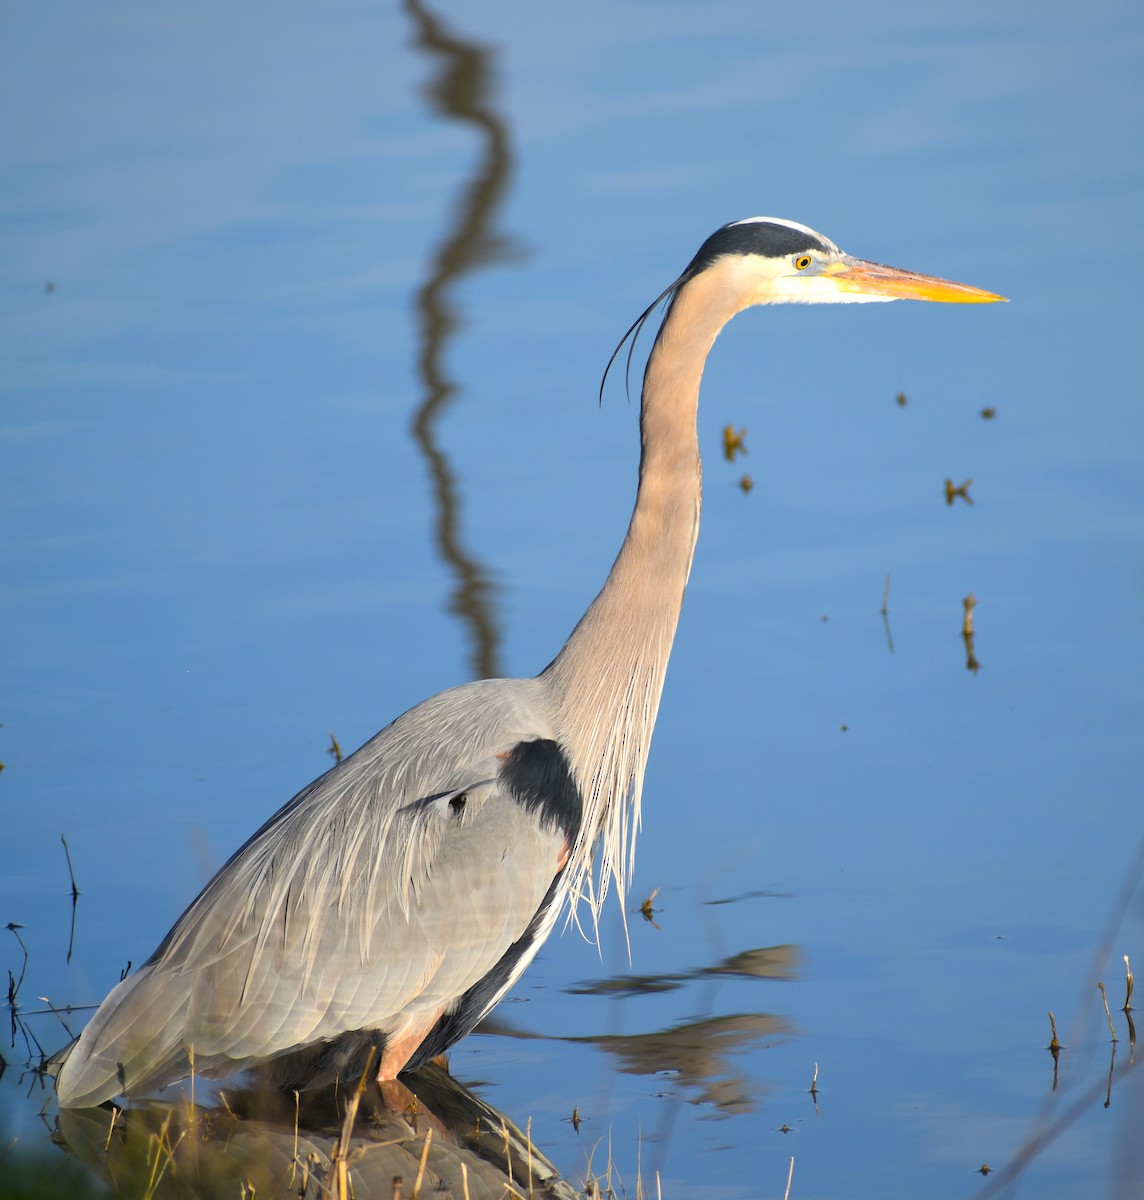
[377,1009,445,1080]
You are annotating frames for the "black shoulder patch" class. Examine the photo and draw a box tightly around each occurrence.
[687,220,831,274]
[498,738,582,841]
[402,740,581,1072]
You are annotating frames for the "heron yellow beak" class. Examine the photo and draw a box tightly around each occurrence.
[828,258,1007,303]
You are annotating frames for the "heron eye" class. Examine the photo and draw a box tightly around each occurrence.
[794,255,812,271]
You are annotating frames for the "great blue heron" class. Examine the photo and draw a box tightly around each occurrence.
[55,218,1003,1107]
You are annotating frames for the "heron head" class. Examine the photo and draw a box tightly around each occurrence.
[600,217,1004,401]
[692,216,1007,307]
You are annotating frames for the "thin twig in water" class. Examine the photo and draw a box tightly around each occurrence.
[1047,1010,1062,1091]
[324,1045,376,1200]
[104,1105,120,1152]
[6,923,28,1004]
[61,837,81,964]
[411,1127,433,1199]
[34,993,76,1047]
[1098,982,1118,1041]
[142,1108,183,1198]
[783,1156,795,1200]
[976,830,1144,1197]
[526,1115,534,1200]
[880,574,895,655]
[288,1091,300,1187]
[501,1116,513,1189]
[61,835,81,900]
[962,593,980,673]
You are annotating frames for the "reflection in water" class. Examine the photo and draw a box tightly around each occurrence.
[481,944,800,1118]
[572,945,800,1117]
[568,942,802,996]
[42,943,800,1195]
[880,573,896,655]
[404,0,523,681]
[55,1064,577,1200]
[589,1012,791,1115]
[978,841,1144,1199]
[977,1044,1142,1200]
[480,1006,791,1120]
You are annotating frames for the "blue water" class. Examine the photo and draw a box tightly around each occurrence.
[3,2,1143,1196]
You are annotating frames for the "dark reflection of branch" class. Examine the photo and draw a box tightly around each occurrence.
[706,888,792,906]
[978,833,1144,1200]
[977,1049,1142,1200]
[566,946,799,1120]
[880,573,895,655]
[61,836,82,964]
[478,1008,789,1119]
[480,943,799,1121]
[588,1012,790,1115]
[404,0,524,681]
[567,943,801,996]
[54,1064,577,1200]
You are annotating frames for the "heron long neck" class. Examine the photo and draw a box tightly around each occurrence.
[542,269,740,920]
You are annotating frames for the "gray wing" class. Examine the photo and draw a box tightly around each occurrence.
[56,677,581,1107]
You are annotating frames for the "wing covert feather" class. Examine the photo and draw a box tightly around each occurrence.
[56,678,571,1106]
